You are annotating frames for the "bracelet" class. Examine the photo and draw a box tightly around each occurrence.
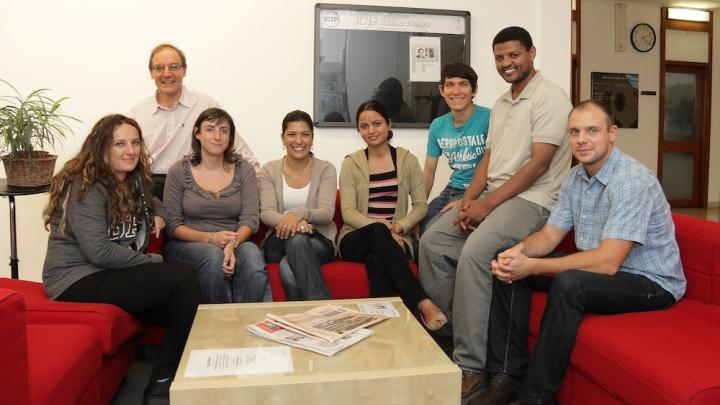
[207,232,215,244]
[225,240,239,249]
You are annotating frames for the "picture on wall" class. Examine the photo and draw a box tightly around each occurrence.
[591,72,639,128]
[314,4,470,128]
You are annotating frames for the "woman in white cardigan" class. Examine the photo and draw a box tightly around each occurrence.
[259,110,337,300]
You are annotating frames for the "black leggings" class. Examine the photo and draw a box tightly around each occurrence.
[58,263,201,369]
[339,222,427,308]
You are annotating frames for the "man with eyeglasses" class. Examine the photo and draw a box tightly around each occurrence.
[129,43,259,199]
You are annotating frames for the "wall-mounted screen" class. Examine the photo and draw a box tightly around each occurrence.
[314,4,470,128]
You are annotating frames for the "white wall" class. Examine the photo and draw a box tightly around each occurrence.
[581,0,720,206]
[581,0,661,172]
[0,0,570,281]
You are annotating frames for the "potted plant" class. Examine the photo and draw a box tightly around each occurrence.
[0,79,79,187]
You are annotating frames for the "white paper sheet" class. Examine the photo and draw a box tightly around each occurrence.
[183,346,293,378]
[356,301,400,317]
[410,36,441,82]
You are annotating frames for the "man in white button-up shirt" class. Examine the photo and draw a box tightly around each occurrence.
[129,43,259,198]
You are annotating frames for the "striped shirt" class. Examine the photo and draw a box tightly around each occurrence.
[366,147,398,221]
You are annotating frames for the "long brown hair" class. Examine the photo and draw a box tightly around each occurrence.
[43,114,154,234]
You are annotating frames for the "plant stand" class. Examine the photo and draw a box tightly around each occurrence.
[0,179,49,278]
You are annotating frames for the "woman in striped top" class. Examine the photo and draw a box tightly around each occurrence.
[338,100,447,331]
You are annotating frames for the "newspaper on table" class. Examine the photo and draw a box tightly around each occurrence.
[265,305,388,343]
[247,320,374,356]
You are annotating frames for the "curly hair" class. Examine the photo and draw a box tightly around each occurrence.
[43,114,154,234]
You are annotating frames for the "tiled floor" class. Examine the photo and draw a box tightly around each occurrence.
[672,207,720,222]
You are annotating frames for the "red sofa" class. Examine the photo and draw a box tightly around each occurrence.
[3,206,716,405]
[535,214,720,405]
[0,278,142,405]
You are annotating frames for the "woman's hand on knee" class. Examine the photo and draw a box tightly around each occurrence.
[222,245,236,274]
[276,213,301,239]
[210,230,237,248]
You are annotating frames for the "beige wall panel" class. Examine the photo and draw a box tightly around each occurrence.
[666,29,709,63]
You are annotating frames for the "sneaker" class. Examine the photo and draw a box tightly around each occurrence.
[461,370,490,397]
[468,373,521,405]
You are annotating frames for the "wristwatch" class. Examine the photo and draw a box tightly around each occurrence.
[226,240,240,249]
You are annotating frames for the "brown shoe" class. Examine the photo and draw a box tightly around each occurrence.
[461,370,490,397]
[468,373,521,405]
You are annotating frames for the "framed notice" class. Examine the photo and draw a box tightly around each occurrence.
[591,72,639,128]
[314,4,470,128]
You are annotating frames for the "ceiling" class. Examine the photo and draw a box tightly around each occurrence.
[618,0,720,10]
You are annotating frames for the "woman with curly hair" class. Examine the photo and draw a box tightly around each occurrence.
[42,114,201,404]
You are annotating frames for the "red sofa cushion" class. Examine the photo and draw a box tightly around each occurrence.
[672,213,720,305]
[568,299,720,405]
[27,323,103,405]
[267,260,419,301]
[0,289,30,405]
[529,295,720,405]
[0,278,142,356]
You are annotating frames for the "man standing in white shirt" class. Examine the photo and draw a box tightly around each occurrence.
[129,43,259,198]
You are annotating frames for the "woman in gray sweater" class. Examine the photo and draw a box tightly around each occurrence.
[259,110,336,300]
[163,108,270,304]
[42,114,201,403]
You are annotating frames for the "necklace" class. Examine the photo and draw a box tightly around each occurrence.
[283,158,312,180]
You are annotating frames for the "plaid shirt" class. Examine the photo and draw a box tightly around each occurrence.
[548,147,686,301]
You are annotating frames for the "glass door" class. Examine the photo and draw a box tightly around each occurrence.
[659,65,705,207]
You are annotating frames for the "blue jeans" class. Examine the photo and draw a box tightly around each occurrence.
[419,184,465,235]
[486,269,675,404]
[263,232,335,301]
[165,240,271,304]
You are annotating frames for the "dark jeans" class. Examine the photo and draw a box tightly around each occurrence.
[152,174,166,201]
[263,231,335,301]
[486,270,675,404]
[58,263,201,371]
[339,222,427,309]
[419,184,465,235]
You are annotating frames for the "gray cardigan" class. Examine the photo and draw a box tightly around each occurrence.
[43,179,165,299]
[258,157,337,249]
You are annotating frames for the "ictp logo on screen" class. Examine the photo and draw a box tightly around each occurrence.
[323,12,340,27]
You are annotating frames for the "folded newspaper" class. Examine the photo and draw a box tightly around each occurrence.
[247,320,374,356]
[264,305,388,343]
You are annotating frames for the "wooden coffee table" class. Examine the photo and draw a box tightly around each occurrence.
[170,297,460,404]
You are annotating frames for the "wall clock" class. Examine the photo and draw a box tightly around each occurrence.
[631,23,656,52]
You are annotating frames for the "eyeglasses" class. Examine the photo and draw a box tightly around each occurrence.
[151,63,184,73]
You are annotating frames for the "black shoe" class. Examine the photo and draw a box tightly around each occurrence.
[142,377,171,405]
[143,363,176,405]
[468,373,521,405]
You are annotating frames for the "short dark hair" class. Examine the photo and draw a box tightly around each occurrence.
[190,108,236,165]
[355,100,393,141]
[148,43,187,71]
[492,26,534,50]
[440,63,478,91]
[570,100,615,129]
[282,110,314,134]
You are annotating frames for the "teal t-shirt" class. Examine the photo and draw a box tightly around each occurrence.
[426,105,490,189]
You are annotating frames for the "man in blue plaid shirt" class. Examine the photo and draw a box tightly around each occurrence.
[470,100,686,405]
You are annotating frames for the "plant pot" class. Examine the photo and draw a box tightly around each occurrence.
[2,151,57,187]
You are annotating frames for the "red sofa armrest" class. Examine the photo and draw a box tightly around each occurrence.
[0,288,30,405]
